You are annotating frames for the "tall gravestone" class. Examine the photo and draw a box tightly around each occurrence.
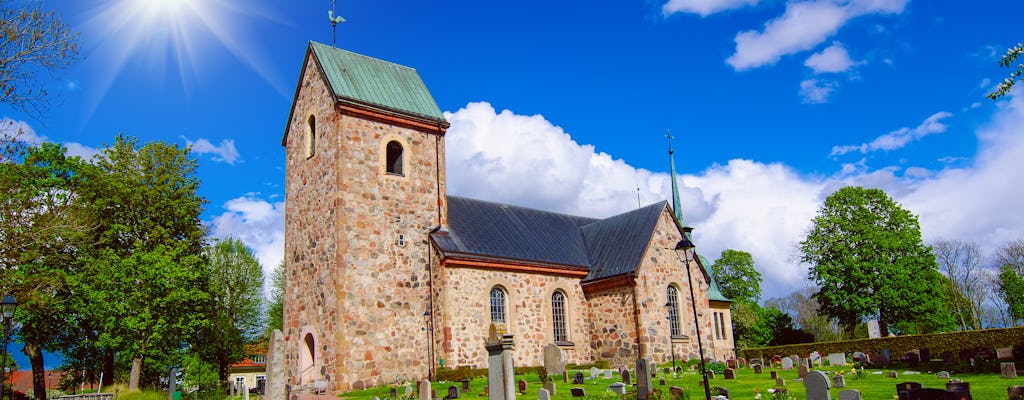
[828,353,847,366]
[543,344,565,375]
[1002,362,1018,379]
[636,357,653,400]
[867,319,881,338]
[804,370,831,400]
[167,367,177,400]
[266,329,286,400]
[419,380,433,400]
[485,325,516,400]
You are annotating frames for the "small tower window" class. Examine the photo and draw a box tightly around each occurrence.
[386,140,404,175]
[306,115,316,159]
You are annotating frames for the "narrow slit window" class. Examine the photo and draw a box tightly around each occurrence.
[386,140,404,175]
[306,115,316,158]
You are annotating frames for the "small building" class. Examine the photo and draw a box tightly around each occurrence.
[227,342,267,394]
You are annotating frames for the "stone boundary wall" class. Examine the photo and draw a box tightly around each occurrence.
[740,326,1024,359]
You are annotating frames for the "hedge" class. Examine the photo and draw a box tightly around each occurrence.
[739,326,1024,360]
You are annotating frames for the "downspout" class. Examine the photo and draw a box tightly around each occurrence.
[427,128,443,379]
[630,273,644,357]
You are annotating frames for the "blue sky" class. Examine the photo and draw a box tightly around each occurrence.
[4,0,1024,366]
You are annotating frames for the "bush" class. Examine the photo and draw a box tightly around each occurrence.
[435,366,486,382]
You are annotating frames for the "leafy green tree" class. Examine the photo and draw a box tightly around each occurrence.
[77,135,209,389]
[203,237,264,384]
[988,42,1024,100]
[266,260,284,337]
[0,0,81,116]
[710,249,762,303]
[800,186,949,336]
[765,288,844,342]
[996,238,1024,323]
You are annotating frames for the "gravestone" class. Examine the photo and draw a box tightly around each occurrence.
[852,352,868,363]
[936,371,950,379]
[391,388,399,398]
[946,381,972,400]
[903,351,920,368]
[942,351,956,365]
[266,330,286,400]
[485,325,516,400]
[669,386,684,397]
[727,359,738,369]
[999,347,1015,360]
[810,351,822,366]
[886,371,898,379]
[543,344,565,375]
[537,389,550,400]
[570,388,585,397]
[753,364,763,374]
[447,386,460,400]
[432,389,439,400]
[663,367,671,374]
[572,372,584,384]
[419,380,433,400]
[867,319,881,338]
[603,370,612,379]
[636,357,653,400]
[609,383,626,395]
[829,353,847,366]
[461,380,471,390]
[589,367,599,380]
[770,371,779,380]
[775,378,785,387]
[167,367,177,400]
[832,374,846,388]
[790,355,801,367]
[738,357,748,367]
[706,370,715,380]
[1003,362,1018,379]
[621,369,631,386]
[713,387,729,398]
[723,368,735,379]
[877,349,892,366]
[517,379,527,395]
[562,371,568,383]
[781,358,794,370]
[1008,386,1024,400]
[658,378,665,386]
[542,382,556,396]
[916,388,947,400]
[751,358,763,366]
[804,371,831,400]
[405,384,414,398]
[798,365,809,379]
[838,389,862,400]
[896,381,922,398]
[920,348,931,362]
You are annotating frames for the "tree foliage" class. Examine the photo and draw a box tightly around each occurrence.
[710,249,762,303]
[0,0,81,116]
[266,260,284,337]
[203,237,264,383]
[800,186,950,336]
[996,238,1024,323]
[988,42,1024,100]
[933,238,989,330]
[765,288,844,342]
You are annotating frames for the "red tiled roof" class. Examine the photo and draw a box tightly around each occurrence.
[8,370,63,394]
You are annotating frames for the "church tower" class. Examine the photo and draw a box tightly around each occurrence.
[281,41,449,392]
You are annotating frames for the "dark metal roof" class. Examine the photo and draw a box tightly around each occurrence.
[581,202,667,281]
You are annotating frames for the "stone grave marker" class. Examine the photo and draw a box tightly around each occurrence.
[790,355,801,367]
[920,348,931,362]
[542,382,556,396]
[621,369,631,385]
[727,359,738,369]
[896,381,922,398]
[706,370,715,380]
[517,379,527,395]
[810,351,822,366]
[852,352,868,364]
[867,319,881,338]
[266,330,286,400]
[603,370,612,379]
[916,388,948,400]
[658,378,665,386]
[751,358,763,366]
[1003,362,1018,379]
[1001,348,1017,360]
[669,386,684,397]
[461,380,471,390]
[781,358,794,370]
[837,389,862,400]
[447,385,460,400]
[886,371,898,379]
[663,367,671,374]
[770,370,779,380]
[562,371,568,383]
[484,325,516,400]
[405,385,414,398]
[753,364,763,374]
[946,381,972,400]
[570,388,585,397]
[637,357,653,400]
[1008,386,1024,400]
[903,351,920,368]
[714,387,729,398]
[936,371,950,379]
[804,370,831,400]
[775,378,785,387]
[877,349,892,366]
[829,353,847,366]
[167,368,177,400]
[572,372,584,384]
[391,388,399,398]
[543,344,565,375]
[589,367,599,380]
[537,389,550,400]
[419,380,433,400]
[609,383,626,395]
[723,368,735,379]
[942,351,956,365]
[432,389,439,400]
[798,365,809,379]
[832,374,845,388]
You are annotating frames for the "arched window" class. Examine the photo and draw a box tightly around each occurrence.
[490,287,506,324]
[385,140,404,175]
[552,291,568,342]
[305,115,316,158]
[667,285,681,337]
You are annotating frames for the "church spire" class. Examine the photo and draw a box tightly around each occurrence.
[666,130,686,227]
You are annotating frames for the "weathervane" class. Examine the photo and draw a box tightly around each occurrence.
[328,0,346,47]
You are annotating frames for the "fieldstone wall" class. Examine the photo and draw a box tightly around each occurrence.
[584,285,640,367]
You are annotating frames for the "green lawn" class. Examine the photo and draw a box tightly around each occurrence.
[339,363,1024,400]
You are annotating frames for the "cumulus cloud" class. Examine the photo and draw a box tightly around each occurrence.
[185,137,240,164]
[727,0,907,71]
[805,42,858,74]
[831,111,952,156]
[209,194,285,293]
[661,0,759,17]
[799,79,837,103]
[1,117,100,161]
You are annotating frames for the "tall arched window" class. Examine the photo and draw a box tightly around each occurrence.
[385,140,404,175]
[305,115,316,158]
[667,285,681,337]
[490,287,506,324]
[552,291,568,342]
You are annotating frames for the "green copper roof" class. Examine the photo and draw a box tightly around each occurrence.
[309,41,447,125]
[699,254,731,302]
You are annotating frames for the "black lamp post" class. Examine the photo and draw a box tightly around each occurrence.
[674,228,711,400]
[0,295,18,400]
[663,302,677,375]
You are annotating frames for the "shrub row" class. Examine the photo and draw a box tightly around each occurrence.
[740,325,1024,360]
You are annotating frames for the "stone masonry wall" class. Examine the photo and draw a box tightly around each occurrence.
[436,266,593,368]
[584,285,640,368]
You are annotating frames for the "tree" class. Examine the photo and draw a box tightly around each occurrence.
[266,260,284,337]
[988,42,1024,100]
[996,238,1024,323]
[710,249,762,303]
[203,237,264,384]
[0,0,81,117]
[800,186,949,336]
[77,135,209,389]
[933,239,988,330]
[765,288,844,342]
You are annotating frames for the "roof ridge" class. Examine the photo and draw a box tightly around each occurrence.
[447,195,599,222]
[309,41,420,72]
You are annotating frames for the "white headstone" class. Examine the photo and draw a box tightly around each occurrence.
[538,388,550,400]
[419,380,432,400]
[609,383,626,395]
[781,358,794,370]
[837,389,862,400]
[590,367,599,379]
[867,320,881,338]
[543,344,565,375]
[828,353,847,366]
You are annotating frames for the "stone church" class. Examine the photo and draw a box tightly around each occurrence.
[281,41,734,393]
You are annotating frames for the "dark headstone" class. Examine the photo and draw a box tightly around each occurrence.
[706,370,715,380]
[902,351,920,368]
[916,388,948,400]
[562,371,569,383]
[727,359,738,369]
[770,370,779,380]
[798,365,809,379]
[753,364,763,374]
[832,374,845,388]
[919,348,931,362]
[431,389,438,400]
[669,386,684,397]
[572,372,584,385]
[1003,362,1018,379]
[447,386,460,400]
[942,351,956,365]
[896,382,922,395]
[621,369,631,386]
[1008,386,1024,400]
[775,378,786,387]
[608,383,626,395]
[877,349,892,366]
[391,388,399,398]
[738,357,747,368]
[714,387,729,398]
[517,379,527,395]
[723,368,735,380]
[946,381,972,400]
[570,388,585,397]
[460,380,471,391]
[663,367,671,374]
[658,378,665,386]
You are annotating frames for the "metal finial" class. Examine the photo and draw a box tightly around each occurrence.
[665,129,675,155]
[328,1,346,47]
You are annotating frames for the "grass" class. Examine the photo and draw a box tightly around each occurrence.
[338,362,1024,400]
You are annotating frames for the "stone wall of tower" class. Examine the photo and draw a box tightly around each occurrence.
[283,54,447,393]
[584,285,641,367]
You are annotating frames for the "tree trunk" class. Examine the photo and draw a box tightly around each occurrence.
[128,356,143,390]
[23,341,47,400]
[102,350,115,387]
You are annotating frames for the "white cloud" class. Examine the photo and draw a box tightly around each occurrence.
[1,117,100,161]
[726,0,907,71]
[805,42,858,74]
[799,79,837,104]
[209,194,285,294]
[185,137,240,165]
[831,111,952,156]
[661,0,759,17]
